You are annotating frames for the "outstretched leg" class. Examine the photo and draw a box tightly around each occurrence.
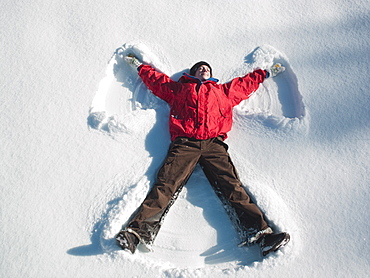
[199,137,269,242]
[124,138,201,245]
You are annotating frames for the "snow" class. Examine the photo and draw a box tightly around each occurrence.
[1,0,369,277]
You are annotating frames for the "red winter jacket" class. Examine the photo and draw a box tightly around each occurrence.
[138,64,267,141]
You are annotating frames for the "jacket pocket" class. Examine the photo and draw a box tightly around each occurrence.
[214,92,232,118]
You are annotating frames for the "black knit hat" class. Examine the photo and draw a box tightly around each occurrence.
[189,61,212,77]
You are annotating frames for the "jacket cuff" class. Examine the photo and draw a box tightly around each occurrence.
[137,64,144,72]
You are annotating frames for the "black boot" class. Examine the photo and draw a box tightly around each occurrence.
[115,230,139,254]
[260,232,290,256]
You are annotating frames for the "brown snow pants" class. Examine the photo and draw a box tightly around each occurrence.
[126,137,269,244]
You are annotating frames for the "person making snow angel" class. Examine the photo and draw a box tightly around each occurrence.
[116,54,290,256]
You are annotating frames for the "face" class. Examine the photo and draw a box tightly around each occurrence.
[194,65,211,81]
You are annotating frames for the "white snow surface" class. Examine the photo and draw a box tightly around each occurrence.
[1,0,369,277]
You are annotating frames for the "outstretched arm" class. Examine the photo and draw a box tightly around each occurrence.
[223,63,286,107]
[222,69,267,107]
[124,54,177,104]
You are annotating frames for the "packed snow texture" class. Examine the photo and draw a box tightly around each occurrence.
[1,0,369,277]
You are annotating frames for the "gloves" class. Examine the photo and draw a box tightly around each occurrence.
[269,63,285,77]
[125,54,142,69]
